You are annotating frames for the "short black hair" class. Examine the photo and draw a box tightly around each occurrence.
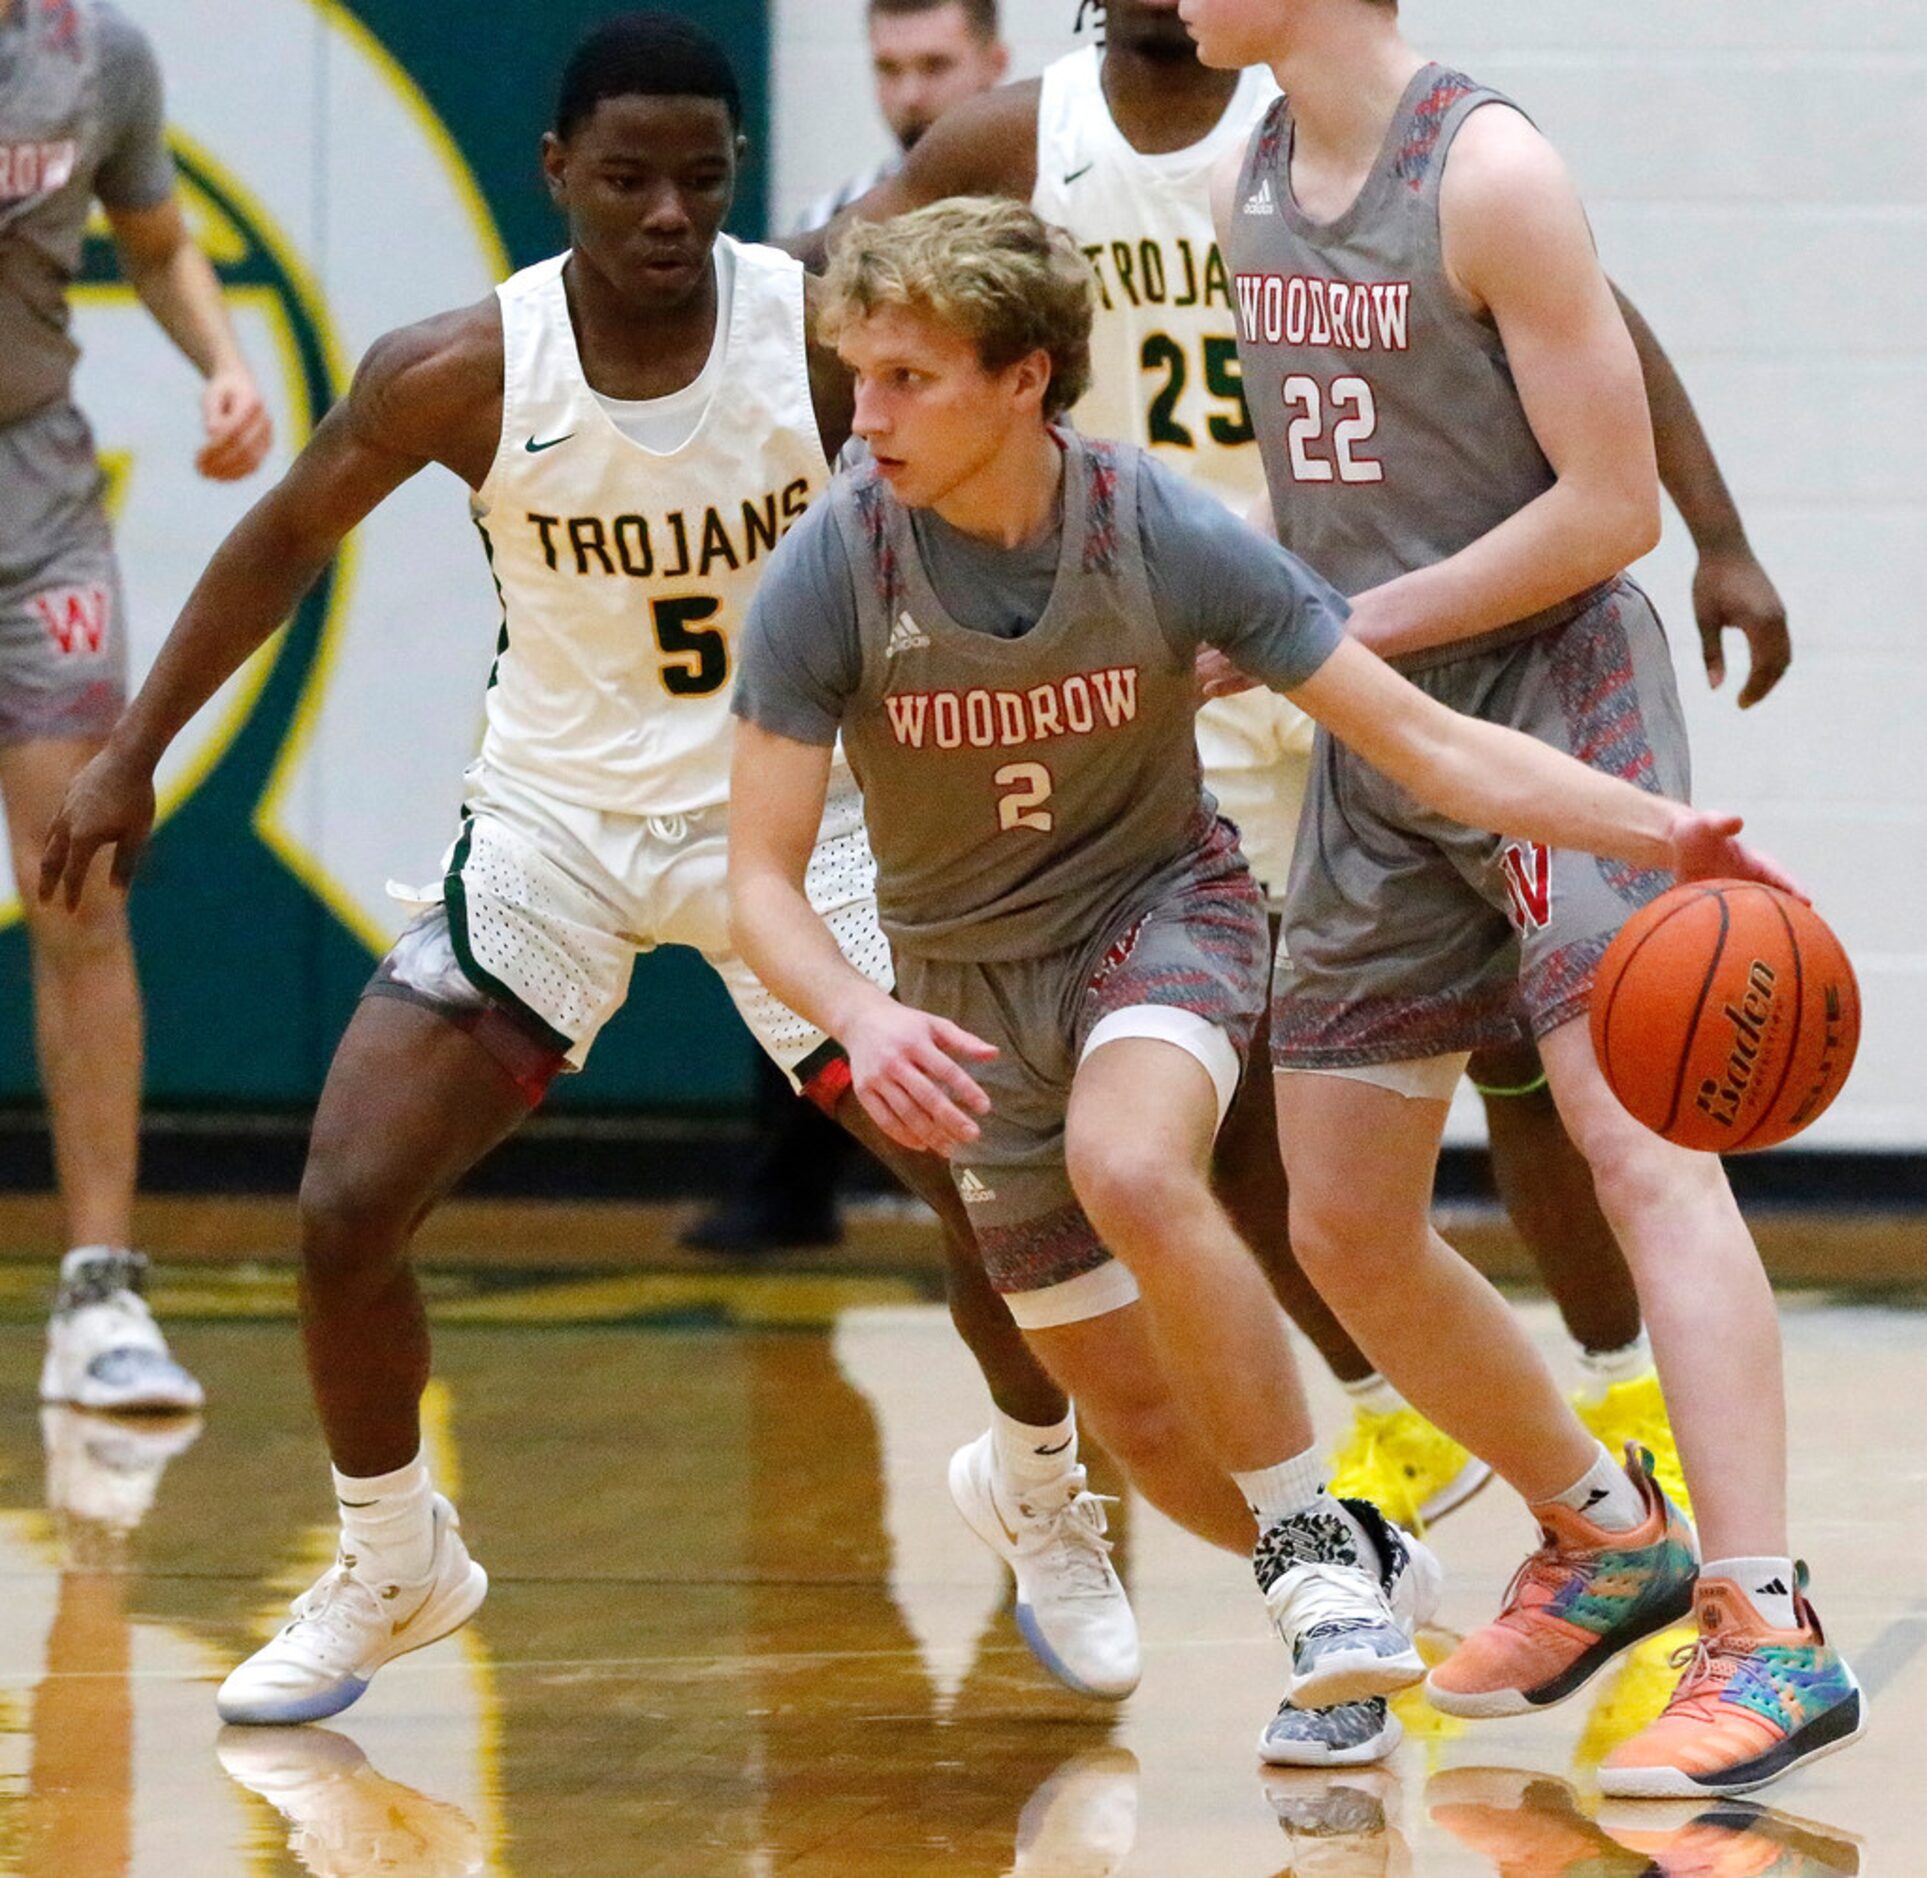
[555,11,743,141]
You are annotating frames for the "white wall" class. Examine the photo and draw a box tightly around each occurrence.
[772,1,1927,1151]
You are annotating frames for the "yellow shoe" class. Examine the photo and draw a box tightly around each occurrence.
[1329,1402,1491,1535]
[1576,1370,1691,1516]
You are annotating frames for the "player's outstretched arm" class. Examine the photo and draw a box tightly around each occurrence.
[1613,285,1791,708]
[1340,109,1662,662]
[39,301,502,909]
[727,724,995,1157]
[785,81,1042,269]
[1289,637,1802,896]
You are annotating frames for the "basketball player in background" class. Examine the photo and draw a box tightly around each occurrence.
[39,13,1268,1724]
[807,0,1791,1535]
[693,0,1011,1256]
[1191,0,1861,1796]
[1,0,270,1416]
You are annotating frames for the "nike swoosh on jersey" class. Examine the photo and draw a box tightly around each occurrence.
[1062,162,1095,186]
[524,433,574,453]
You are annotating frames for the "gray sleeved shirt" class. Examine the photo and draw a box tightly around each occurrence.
[735,451,1348,745]
[0,1,177,425]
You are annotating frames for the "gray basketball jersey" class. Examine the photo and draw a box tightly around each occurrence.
[1229,67,1556,616]
[832,436,1207,963]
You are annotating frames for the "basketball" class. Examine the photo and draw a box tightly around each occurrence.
[1590,881,1861,1152]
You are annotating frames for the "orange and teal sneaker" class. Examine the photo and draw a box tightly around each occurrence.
[1427,1767,1638,1874]
[1329,1400,1491,1534]
[1577,1368,1691,1518]
[1598,1570,1865,1799]
[1425,1446,1697,1719]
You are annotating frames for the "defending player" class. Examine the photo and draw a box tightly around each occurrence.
[2,0,271,1413]
[39,15,1202,1723]
[728,196,1797,1763]
[810,0,1792,1532]
[1191,0,1862,1795]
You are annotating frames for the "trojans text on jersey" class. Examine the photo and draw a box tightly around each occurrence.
[523,477,812,581]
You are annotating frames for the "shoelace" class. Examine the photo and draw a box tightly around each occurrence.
[1655,1632,1746,1722]
[284,1563,387,1658]
[1494,1540,1597,1634]
[1268,1560,1393,1639]
[1013,1490,1119,1599]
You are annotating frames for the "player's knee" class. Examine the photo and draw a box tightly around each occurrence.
[1285,1186,1401,1288]
[1066,1137,1209,1254]
[297,1154,416,1288]
[21,880,129,963]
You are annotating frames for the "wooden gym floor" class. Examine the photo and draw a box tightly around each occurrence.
[0,1202,1919,1875]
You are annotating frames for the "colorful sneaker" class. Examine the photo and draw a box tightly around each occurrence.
[948,1431,1140,1700]
[1576,1621,1699,1768]
[1598,1570,1866,1799]
[1329,1401,1491,1533]
[217,1494,488,1725]
[41,1250,204,1414]
[1426,1446,1697,1719]
[1578,1368,1691,1517]
[1259,1494,1440,1710]
[217,1724,485,1874]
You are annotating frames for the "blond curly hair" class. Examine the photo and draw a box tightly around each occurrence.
[821,197,1095,418]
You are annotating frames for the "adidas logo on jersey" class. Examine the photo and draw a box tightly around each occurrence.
[1243,176,1276,217]
[887,610,931,656]
[958,1170,997,1205]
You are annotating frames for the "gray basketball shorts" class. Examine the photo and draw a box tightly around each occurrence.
[0,403,126,748]
[1272,578,1690,1074]
[899,815,1269,1331]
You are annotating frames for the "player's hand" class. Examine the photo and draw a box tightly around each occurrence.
[1664,807,1808,904]
[1195,648,1260,701]
[1694,544,1790,709]
[843,999,997,1157]
[38,745,157,911]
[197,367,273,481]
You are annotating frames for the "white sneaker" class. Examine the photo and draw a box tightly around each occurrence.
[948,1430,1141,1700]
[1011,1747,1140,1876]
[217,1723,486,1875]
[1258,1497,1438,1709]
[41,1250,204,1414]
[42,1403,201,1557]
[217,1495,488,1726]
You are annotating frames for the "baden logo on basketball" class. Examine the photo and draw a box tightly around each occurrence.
[1694,958,1778,1131]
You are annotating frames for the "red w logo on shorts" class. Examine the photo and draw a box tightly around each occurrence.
[31,586,109,657]
[1501,841,1552,933]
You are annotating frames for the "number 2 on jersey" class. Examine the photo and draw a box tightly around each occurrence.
[650,595,729,697]
[995,762,1054,834]
[1142,334,1254,451]
[1281,374,1383,484]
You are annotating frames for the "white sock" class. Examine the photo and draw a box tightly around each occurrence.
[1546,1441,1647,1533]
[1575,1328,1653,1403]
[991,1405,1079,1501]
[1705,1556,1801,1632]
[1341,1373,1405,1417]
[332,1452,435,1584]
[1236,1446,1375,1560]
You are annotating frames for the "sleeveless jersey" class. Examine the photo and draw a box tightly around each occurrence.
[833,435,1206,963]
[472,238,829,816]
[1034,47,1276,513]
[1229,65,1556,604]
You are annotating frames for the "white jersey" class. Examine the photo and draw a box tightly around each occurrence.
[1034,46,1276,511]
[471,237,829,816]
[1033,49,1307,903]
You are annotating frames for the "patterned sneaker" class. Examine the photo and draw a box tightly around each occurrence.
[1259,1696,1401,1768]
[1259,1495,1440,1710]
[1598,1570,1866,1799]
[1329,1401,1491,1533]
[217,1724,485,1873]
[217,1494,488,1725]
[1578,1368,1691,1517]
[1426,1446,1697,1719]
[948,1431,1140,1700]
[1264,1766,1404,1877]
[40,1250,204,1414]
[1575,1621,1699,1768]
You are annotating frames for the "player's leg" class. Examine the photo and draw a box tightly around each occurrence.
[1535,1019,1862,1795]
[1471,1031,1686,1509]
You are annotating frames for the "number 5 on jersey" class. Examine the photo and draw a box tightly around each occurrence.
[651,595,729,697]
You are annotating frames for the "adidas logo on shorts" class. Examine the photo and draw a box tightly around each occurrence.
[958,1169,997,1205]
[887,610,931,657]
[1243,176,1277,217]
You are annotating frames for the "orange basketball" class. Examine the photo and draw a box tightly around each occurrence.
[1589,880,1860,1152]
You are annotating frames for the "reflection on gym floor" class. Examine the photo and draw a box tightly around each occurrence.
[0,1270,1904,1875]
